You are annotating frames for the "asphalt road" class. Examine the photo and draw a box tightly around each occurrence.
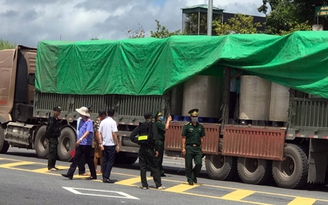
[1,148,328,205]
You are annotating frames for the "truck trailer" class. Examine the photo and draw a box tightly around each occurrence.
[1,31,328,189]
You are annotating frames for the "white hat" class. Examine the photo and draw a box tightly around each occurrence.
[76,106,90,117]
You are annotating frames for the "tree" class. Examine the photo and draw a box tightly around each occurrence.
[258,0,326,34]
[125,23,146,38]
[213,13,262,35]
[150,20,181,38]
[0,39,16,50]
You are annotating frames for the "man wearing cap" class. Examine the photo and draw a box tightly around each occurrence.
[98,109,120,183]
[181,108,205,185]
[62,106,97,180]
[45,106,62,171]
[130,111,165,190]
[154,111,172,177]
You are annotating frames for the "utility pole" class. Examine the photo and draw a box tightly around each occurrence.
[207,0,213,36]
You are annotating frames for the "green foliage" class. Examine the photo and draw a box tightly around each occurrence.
[213,13,262,35]
[126,24,146,38]
[150,20,181,38]
[258,0,326,34]
[0,39,16,50]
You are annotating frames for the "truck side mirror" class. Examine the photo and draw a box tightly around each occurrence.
[28,73,35,86]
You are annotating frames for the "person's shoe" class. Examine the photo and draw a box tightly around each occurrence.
[141,186,149,190]
[86,177,97,180]
[61,174,73,180]
[193,178,197,183]
[188,181,194,185]
[48,168,57,171]
[103,179,115,183]
[157,186,165,190]
[160,173,166,177]
[54,167,59,170]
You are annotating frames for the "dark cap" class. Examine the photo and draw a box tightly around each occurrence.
[53,106,61,112]
[188,108,199,117]
[98,110,106,117]
[154,111,163,118]
[86,105,92,110]
[144,111,153,119]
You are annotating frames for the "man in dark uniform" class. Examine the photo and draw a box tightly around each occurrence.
[130,111,165,190]
[45,106,62,171]
[181,108,205,185]
[154,111,172,177]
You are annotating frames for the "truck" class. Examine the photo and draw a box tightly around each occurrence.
[1,31,328,189]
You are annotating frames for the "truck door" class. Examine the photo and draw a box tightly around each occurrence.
[0,49,15,123]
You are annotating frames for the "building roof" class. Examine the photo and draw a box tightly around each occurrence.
[182,4,223,14]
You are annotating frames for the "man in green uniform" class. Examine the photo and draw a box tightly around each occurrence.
[181,108,205,185]
[154,111,172,177]
[45,106,62,171]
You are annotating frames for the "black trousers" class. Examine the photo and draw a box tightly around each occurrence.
[102,145,116,180]
[66,145,96,178]
[139,145,161,188]
[156,140,165,174]
[78,148,94,174]
[48,138,58,169]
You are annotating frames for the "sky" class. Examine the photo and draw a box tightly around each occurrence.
[0,0,265,47]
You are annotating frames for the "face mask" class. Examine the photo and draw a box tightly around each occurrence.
[191,117,198,122]
[159,116,164,121]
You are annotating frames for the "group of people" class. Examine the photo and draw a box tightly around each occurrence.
[45,105,205,188]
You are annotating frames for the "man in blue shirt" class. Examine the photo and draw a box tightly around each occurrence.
[62,106,97,180]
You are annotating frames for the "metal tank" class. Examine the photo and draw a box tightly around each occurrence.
[182,75,223,118]
[269,83,290,122]
[239,75,271,121]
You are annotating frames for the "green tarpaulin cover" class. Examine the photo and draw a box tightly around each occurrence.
[35,31,328,98]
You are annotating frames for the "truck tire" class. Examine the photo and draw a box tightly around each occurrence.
[205,154,237,181]
[272,143,308,189]
[125,156,138,165]
[115,152,128,164]
[34,125,49,158]
[57,127,76,162]
[0,126,9,153]
[237,157,272,185]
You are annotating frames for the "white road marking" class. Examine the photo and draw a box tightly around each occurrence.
[62,187,139,200]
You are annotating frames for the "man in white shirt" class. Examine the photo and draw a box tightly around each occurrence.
[98,109,120,183]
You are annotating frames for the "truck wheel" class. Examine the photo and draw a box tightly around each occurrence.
[0,126,9,153]
[57,127,76,162]
[237,157,272,185]
[205,154,237,181]
[272,143,308,189]
[34,125,48,158]
[115,152,128,164]
[126,156,138,165]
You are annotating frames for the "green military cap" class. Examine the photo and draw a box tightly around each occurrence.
[188,108,199,117]
[154,111,163,118]
[53,106,61,112]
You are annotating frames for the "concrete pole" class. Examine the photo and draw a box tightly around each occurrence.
[207,0,213,36]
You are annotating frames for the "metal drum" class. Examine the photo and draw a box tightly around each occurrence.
[269,83,290,122]
[182,75,223,118]
[239,75,271,121]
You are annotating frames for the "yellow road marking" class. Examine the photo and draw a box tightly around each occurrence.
[33,166,69,173]
[221,189,255,201]
[288,197,316,205]
[165,183,200,192]
[115,176,147,186]
[0,161,35,168]
[173,190,271,205]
